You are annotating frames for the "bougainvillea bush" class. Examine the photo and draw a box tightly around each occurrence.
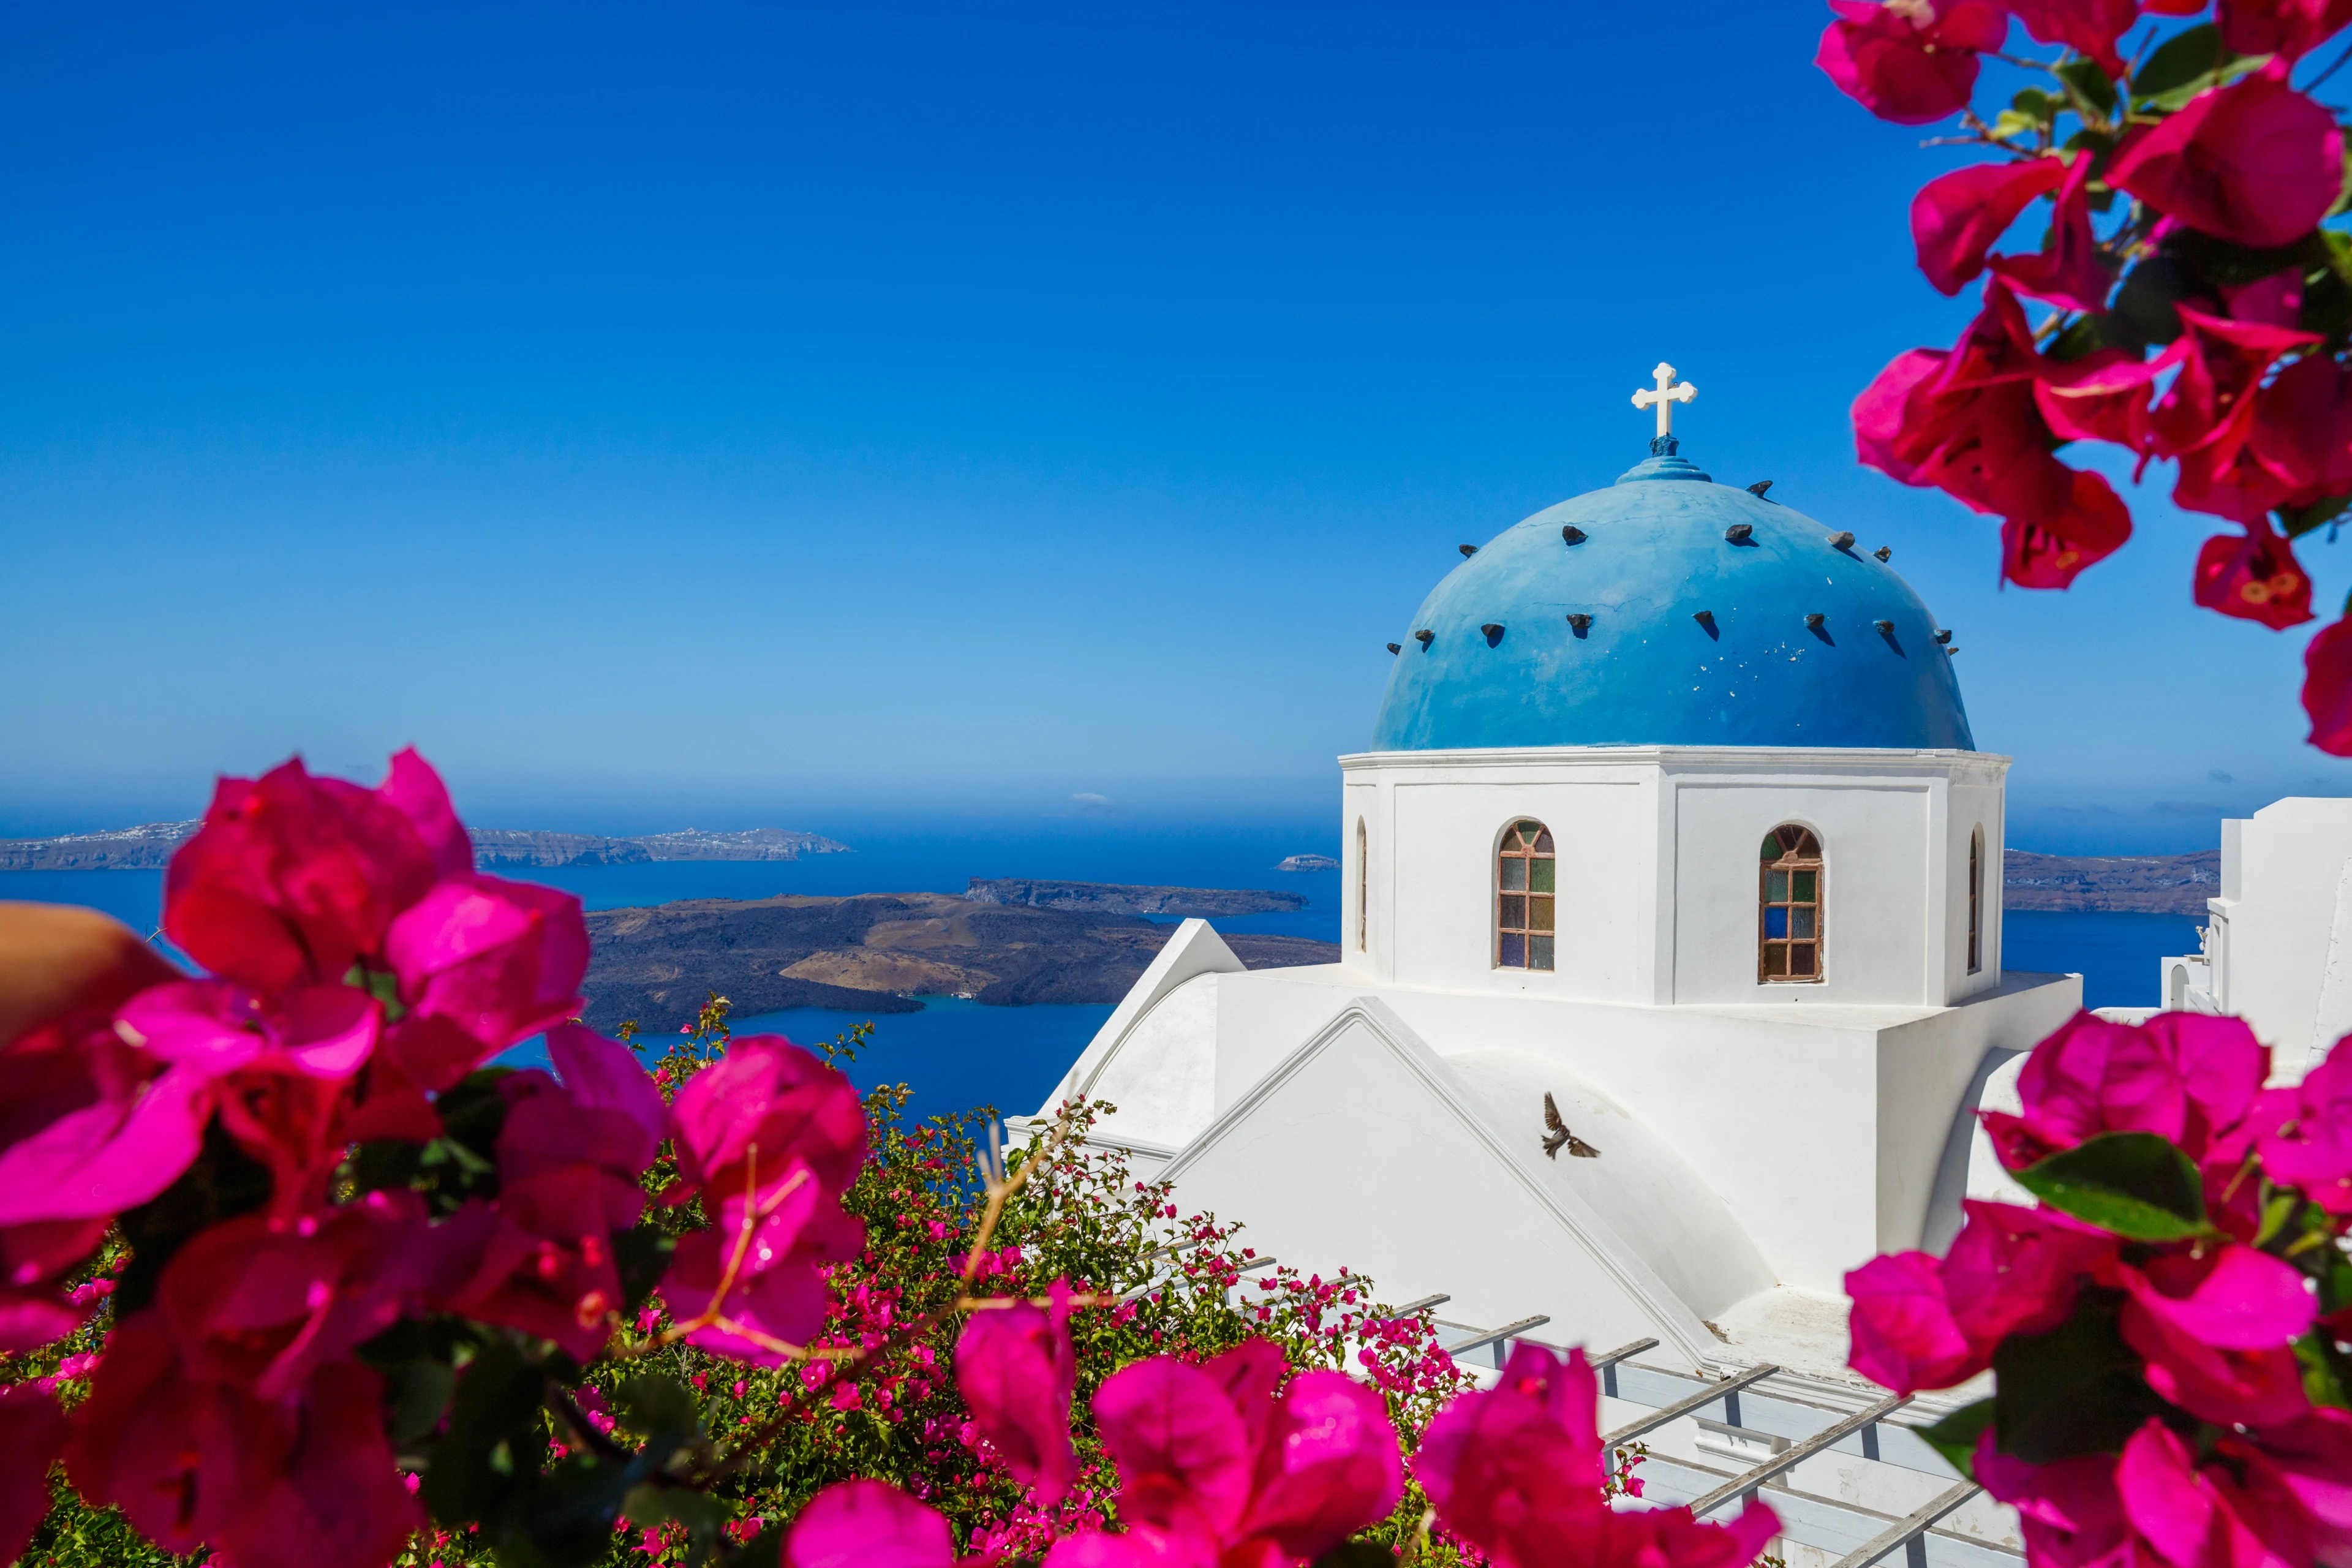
[1818,0,2352,749]
[1847,1009,2352,1564]
[0,752,1771,1568]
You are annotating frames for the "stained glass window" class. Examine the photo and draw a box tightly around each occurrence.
[1759,824,1823,983]
[1498,820,1556,971]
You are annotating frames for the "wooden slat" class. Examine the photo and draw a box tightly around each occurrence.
[1602,1362,1781,1446]
[1826,1481,1981,1568]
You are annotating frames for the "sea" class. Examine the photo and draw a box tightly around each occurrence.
[0,838,2202,1125]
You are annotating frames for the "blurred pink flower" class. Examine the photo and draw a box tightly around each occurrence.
[1816,0,2007,125]
[2110,74,2345,250]
[1981,1010,2268,1171]
[785,1479,984,1568]
[956,1281,1080,1504]
[1417,1342,1777,1568]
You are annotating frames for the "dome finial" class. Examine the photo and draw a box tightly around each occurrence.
[1630,361,1697,455]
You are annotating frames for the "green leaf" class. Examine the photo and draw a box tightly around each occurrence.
[2013,1131,2211,1240]
[1916,1399,1995,1482]
[385,1357,457,1445]
[726,1526,785,1568]
[2011,86,2057,120]
[619,1373,701,1446]
[1992,1290,2170,1462]
[2133,23,2229,99]
[421,1340,550,1527]
[1309,1547,1398,1568]
[2294,1330,2352,1410]
[2258,1187,2304,1245]
[2057,58,2118,118]
[2281,496,2351,540]
[614,1225,676,1311]
[1993,108,2042,142]
[2114,256,2192,345]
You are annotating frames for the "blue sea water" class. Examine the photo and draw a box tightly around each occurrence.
[0,853,2201,1121]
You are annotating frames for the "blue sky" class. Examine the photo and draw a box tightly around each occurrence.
[0,1,2340,854]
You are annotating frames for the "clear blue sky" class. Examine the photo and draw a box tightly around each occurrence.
[0,2,2340,854]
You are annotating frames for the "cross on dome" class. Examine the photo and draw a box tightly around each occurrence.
[1631,362,1697,441]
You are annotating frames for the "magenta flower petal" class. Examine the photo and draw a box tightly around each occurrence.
[1844,1251,1980,1393]
[383,873,589,1061]
[0,1381,66,1566]
[1816,0,2006,125]
[2124,1244,2316,1350]
[957,1292,1079,1504]
[1234,1369,1403,1557]
[375,747,473,879]
[785,1480,959,1568]
[0,1049,210,1227]
[546,1023,665,1159]
[2111,74,2345,250]
[1093,1354,1256,1537]
[1911,158,2067,296]
[1939,1200,2116,1349]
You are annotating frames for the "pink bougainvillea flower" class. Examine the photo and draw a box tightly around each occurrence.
[0,1014,208,1229]
[666,1035,867,1210]
[2117,1417,2313,1568]
[2306,617,2352,756]
[1844,1252,1980,1393]
[1975,1436,2135,1567]
[785,1479,984,1568]
[1980,1009,2268,1170]
[2153,307,2321,462]
[2110,73,2345,250]
[1910,157,2067,297]
[1817,0,2008,124]
[1939,1199,2117,1346]
[162,750,458,995]
[2001,0,2138,74]
[1852,282,2130,590]
[2221,0,2352,59]
[2232,1407,2352,1561]
[663,1172,866,1365]
[546,1022,666,1158]
[956,1280,1080,1505]
[2117,1245,2318,1427]
[2251,353,2352,510]
[1417,1341,1775,1568]
[64,1311,421,1568]
[0,1381,66,1566]
[2193,521,2316,630]
[2225,270,2308,330]
[1050,1339,1401,1567]
[156,1190,428,1401]
[2253,1038,2352,1210]
[1987,153,2113,314]
[380,873,589,1085]
[497,1060,662,1189]
[116,979,382,1082]
[0,1217,111,1351]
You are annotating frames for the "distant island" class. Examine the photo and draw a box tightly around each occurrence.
[965,878,1305,917]
[0,822,850,872]
[581,884,1340,1029]
[2003,848,2220,916]
[1277,854,1340,872]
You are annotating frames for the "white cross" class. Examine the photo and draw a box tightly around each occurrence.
[1631,362,1697,440]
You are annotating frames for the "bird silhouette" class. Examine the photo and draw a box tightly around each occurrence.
[1542,1093,1600,1159]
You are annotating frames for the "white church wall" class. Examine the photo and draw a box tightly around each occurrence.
[1669,778,1931,1005]
[1159,1000,1726,1370]
[2207,797,2352,1065]
[1193,963,2078,1293]
[1078,973,1223,1153]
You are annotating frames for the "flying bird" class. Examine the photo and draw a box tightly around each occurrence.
[1543,1093,1600,1159]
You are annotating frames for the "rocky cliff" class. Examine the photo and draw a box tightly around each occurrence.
[579,890,1340,1030]
[963,878,1305,916]
[2002,848,2222,915]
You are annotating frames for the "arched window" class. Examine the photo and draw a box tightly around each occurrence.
[1967,826,1984,974]
[1759,824,1823,983]
[1356,818,1368,953]
[1497,820,1556,971]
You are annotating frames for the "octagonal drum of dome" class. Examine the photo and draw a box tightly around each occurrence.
[1371,448,1975,752]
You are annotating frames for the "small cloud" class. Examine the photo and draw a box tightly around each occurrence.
[2209,769,2234,784]
[2048,805,2120,816]
[2153,801,2225,814]
[1071,793,1112,806]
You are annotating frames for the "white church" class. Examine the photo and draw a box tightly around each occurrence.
[1034,370,2102,1566]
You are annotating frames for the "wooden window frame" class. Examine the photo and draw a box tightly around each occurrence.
[1496,820,1557,972]
[1967,826,1983,975]
[1758,824,1825,984]
[1356,818,1368,954]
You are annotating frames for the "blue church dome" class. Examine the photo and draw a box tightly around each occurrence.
[1371,445,1976,752]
